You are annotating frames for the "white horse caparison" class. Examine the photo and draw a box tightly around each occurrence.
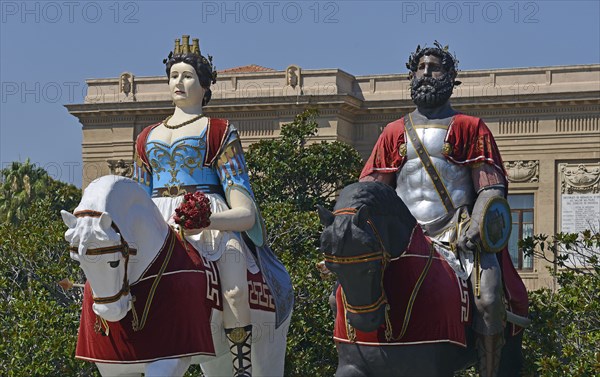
[62,175,290,377]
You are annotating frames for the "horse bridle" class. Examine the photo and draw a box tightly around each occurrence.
[69,210,137,305]
[323,207,391,315]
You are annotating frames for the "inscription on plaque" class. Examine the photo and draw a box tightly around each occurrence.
[561,194,600,233]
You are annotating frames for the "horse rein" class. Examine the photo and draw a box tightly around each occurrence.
[69,210,137,305]
[325,206,435,342]
[324,207,391,315]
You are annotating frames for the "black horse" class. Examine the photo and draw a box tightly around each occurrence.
[318,182,526,377]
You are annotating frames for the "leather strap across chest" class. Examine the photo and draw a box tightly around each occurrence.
[404,114,455,213]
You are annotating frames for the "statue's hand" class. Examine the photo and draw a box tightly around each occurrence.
[457,187,506,253]
[457,220,481,252]
[182,228,204,236]
[169,214,206,236]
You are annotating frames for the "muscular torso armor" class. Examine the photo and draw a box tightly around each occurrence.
[396,120,475,231]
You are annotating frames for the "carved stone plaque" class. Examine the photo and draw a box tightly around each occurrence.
[559,161,600,234]
[504,160,539,183]
[559,162,600,194]
[558,162,600,266]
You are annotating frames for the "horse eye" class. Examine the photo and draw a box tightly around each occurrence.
[109,260,120,268]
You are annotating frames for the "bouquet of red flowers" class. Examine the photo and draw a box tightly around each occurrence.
[173,191,212,230]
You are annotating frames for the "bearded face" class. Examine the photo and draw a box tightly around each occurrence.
[409,54,456,108]
[410,72,455,108]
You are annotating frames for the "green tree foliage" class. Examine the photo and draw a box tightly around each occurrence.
[0,160,80,225]
[246,108,363,211]
[520,231,600,376]
[46,178,82,215]
[0,159,50,224]
[245,108,363,375]
[0,199,95,376]
[0,162,89,376]
[262,203,338,376]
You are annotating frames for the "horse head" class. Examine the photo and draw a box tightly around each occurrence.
[62,209,135,322]
[61,175,168,323]
[318,182,416,333]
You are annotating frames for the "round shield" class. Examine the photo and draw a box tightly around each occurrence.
[479,197,512,253]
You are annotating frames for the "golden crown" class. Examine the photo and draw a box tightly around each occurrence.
[164,35,217,83]
[174,35,201,55]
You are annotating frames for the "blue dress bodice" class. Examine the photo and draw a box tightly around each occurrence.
[145,129,221,197]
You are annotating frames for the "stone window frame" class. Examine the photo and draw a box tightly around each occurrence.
[507,193,535,271]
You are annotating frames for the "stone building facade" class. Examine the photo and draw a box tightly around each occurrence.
[66,64,600,291]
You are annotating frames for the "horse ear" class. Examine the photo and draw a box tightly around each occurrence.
[61,210,77,229]
[99,212,113,232]
[352,205,370,227]
[317,205,335,227]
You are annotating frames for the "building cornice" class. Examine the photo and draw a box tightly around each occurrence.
[69,64,599,116]
[84,64,600,83]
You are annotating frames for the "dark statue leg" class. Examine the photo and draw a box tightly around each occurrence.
[475,333,505,377]
[471,252,506,377]
[497,327,524,377]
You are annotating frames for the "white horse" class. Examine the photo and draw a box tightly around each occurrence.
[61,175,290,377]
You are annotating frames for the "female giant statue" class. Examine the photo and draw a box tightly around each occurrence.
[133,36,292,376]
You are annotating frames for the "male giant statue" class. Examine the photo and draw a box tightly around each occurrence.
[360,42,516,377]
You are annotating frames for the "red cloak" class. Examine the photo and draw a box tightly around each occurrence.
[360,114,507,180]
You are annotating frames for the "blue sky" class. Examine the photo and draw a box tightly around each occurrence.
[1,0,599,187]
